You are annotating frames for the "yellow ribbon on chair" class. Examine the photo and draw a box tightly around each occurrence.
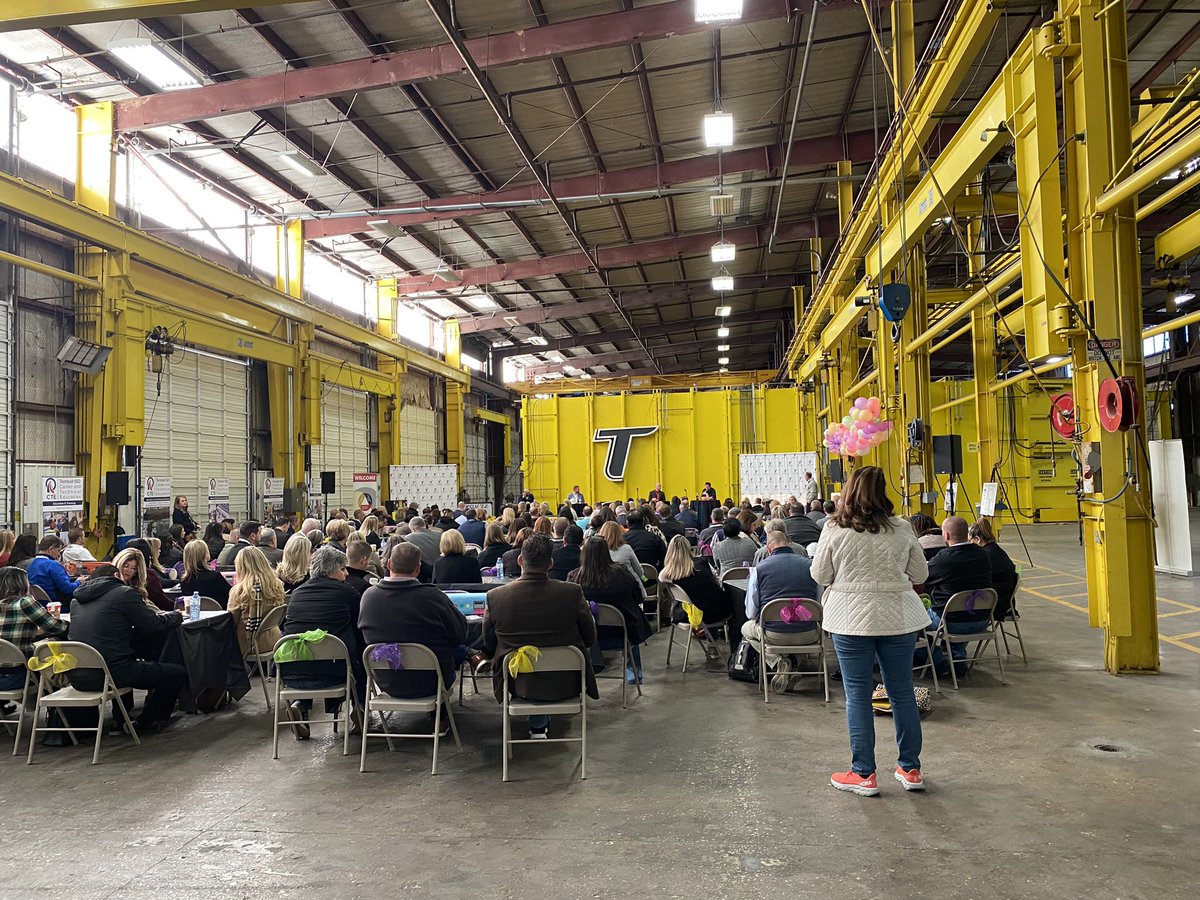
[681,601,705,630]
[507,645,541,678]
[27,642,77,674]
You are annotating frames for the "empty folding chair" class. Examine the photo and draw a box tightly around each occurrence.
[757,598,829,703]
[594,604,641,709]
[243,604,287,708]
[0,638,31,756]
[25,640,140,765]
[360,643,461,775]
[501,645,588,782]
[270,632,358,758]
[639,563,660,633]
[926,589,1006,690]
[719,567,750,586]
[198,596,223,612]
[662,583,728,674]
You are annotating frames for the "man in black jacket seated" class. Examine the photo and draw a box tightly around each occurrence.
[654,503,687,543]
[782,502,822,546]
[359,543,472,718]
[344,541,374,597]
[623,510,667,569]
[923,515,993,664]
[549,524,584,580]
[279,546,366,739]
[68,568,186,734]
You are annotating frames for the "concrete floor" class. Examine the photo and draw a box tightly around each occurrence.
[3,523,1199,899]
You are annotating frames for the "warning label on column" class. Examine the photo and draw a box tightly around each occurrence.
[1086,339,1121,362]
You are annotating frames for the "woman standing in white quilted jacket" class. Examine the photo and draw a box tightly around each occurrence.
[810,466,930,797]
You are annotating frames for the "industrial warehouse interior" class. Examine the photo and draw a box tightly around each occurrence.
[0,0,1198,897]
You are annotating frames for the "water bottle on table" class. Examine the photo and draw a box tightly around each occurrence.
[189,591,201,622]
[495,557,504,581]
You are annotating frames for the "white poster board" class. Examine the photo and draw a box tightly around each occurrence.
[1149,439,1192,576]
[42,476,84,534]
[207,476,230,524]
[352,472,380,512]
[979,482,999,517]
[737,452,820,504]
[388,465,458,510]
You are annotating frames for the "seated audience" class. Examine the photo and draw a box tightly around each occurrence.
[179,539,231,609]
[344,540,375,596]
[258,528,284,566]
[126,539,173,611]
[551,516,570,545]
[659,535,735,655]
[567,538,653,684]
[279,546,366,739]
[500,527,532,578]
[741,531,822,664]
[405,517,442,566]
[9,534,39,570]
[459,508,486,547]
[752,520,808,564]
[549,524,584,580]
[924,515,994,664]
[598,521,647,593]
[699,508,727,549]
[68,559,185,734]
[228,546,287,657]
[160,526,186,570]
[623,509,667,570]
[26,535,80,604]
[358,515,384,549]
[216,527,242,565]
[713,519,757,575]
[968,519,1017,622]
[806,499,825,523]
[483,534,598,739]
[433,528,483,585]
[275,536,311,593]
[783,502,822,546]
[359,542,472,733]
[0,530,13,567]
[60,528,96,568]
[323,519,352,552]
[674,502,699,531]
[910,513,948,560]
[202,522,227,562]
[655,503,687,542]
[0,566,68,691]
[477,523,512,570]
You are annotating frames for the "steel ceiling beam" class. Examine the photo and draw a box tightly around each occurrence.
[394,219,832,294]
[0,0,299,32]
[301,128,891,239]
[112,0,796,132]
[523,333,774,376]
[1131,18,1200,95]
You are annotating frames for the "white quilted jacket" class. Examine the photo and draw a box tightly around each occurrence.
[810,517,930,636]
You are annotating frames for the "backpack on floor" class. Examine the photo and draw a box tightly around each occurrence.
[727,640,760,683]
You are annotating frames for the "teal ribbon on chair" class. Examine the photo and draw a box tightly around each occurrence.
[273,629,328,663]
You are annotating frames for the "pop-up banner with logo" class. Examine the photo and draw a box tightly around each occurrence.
[142,475,172,533]
[207,476,230,524]
[42,476,84,534]
[352,472,380,512]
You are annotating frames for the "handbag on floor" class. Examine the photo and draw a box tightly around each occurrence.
[727,640,759,683]
[871,683,933,715]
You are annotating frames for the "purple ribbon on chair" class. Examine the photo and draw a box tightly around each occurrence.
[588,600,599,620]
[779,599,814,624]
[369,643,404,670]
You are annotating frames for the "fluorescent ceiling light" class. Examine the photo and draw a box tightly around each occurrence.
[1162,169,1182,181]
[703,112,734,149]
[715,305,731,316]
[109,37,201,91]
[718,356,730,365]
[712,274,734,292]
[431,264,462,285]
[719,367,728,373]
[1176,289,1196,304]
[710,193,736,217]
[503,315,520,327]
[525,335,548,346]
[366,219,405,240]
[467,296,498,312]
[717,326,730,338]
[1044,356,1066,365]
[711,241,736,263]
[278,150,325,179]
[695,0,743,23]
[547,351,565,362]
[717,344,729,351]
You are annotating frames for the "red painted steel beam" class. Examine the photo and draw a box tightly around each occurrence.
[112,0,794,131]
[395,219,834,294]
[302,130,887,239]
[1131,19,1200,94]
[522,333,770,376]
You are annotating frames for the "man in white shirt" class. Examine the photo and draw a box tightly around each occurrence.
[60,528,96,566]
[799,472,819,506]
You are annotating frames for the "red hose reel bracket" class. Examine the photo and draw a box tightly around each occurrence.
[1098,377,1138,433]
[1049,393,1076,439]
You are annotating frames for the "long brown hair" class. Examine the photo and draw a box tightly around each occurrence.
[829,466,895,534]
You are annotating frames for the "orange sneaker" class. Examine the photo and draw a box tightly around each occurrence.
[831,770,879,796]
[894,766,925,791]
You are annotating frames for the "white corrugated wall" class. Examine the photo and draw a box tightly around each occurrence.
[310,384,371,510]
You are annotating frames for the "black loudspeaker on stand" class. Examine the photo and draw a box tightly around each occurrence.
[105,471,130,506]
[320,471,336,520]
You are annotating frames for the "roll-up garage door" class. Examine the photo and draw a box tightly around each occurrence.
[464,423,487,502]
[310,385,370,510]
[142,349,250,521]
[400,372,437,465]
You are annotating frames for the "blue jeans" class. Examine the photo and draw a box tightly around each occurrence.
[529,714,550,731]
[597,636,642,672]
[831,633,923,777]
[928,609,989,662]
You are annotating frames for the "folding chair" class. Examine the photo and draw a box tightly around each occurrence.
[927,589,1006,690]
[999,568,1028,664]
[639,563,660,633]
[913,630,942,695]
[29,585,52,605]
[757,598,829,703]
[243,604,286,708]
[270,633,358,758]
[199,596,223,612]
[359,643,461,775]
[595,604,641,709]
[0,638,31,756]
[465,544,483,556]
[25,640,140,765]
[501,645,588,782]
[719,566,750,585]
[663,583,728,674]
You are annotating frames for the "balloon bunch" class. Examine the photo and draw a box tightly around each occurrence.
[823,396,893,457]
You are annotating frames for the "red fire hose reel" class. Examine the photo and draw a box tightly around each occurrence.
[1049,393,1075,439]
[1098,377,1138,433]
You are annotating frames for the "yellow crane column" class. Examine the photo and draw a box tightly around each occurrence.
[1060,0,1159,672]
[270,219,312,514]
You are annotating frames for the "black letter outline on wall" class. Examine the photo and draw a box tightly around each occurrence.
[593,426,659,481]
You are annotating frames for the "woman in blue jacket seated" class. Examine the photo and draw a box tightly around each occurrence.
[567,538,653,684]
[26,534,81,604]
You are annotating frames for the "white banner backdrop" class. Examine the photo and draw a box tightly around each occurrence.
[389,465,458,510]
[738,452,820,504]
